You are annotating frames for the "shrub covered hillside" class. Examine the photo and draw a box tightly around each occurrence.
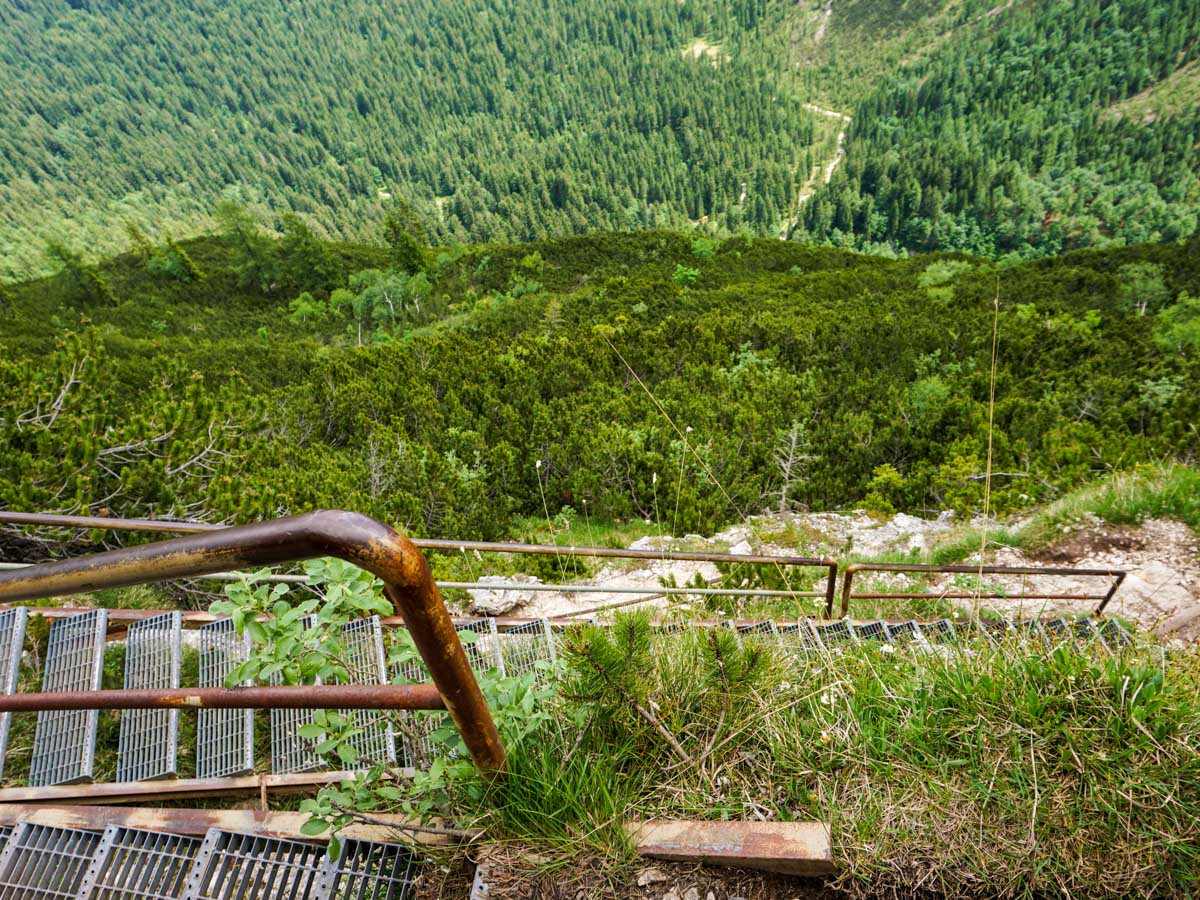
[2,222,1199,540]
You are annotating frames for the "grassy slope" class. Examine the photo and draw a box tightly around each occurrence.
[1106,59,1200,125]
[466,617,1200,898]
[783,0,992,110]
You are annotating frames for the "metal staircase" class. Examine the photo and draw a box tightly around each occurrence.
[0,822,417,899]
[0,606,1130,790]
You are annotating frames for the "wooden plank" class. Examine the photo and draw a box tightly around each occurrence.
[0,769,416,805]
[626,820,834,876]
[0,804,452,845]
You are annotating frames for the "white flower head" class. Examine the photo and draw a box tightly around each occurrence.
[535,459,543,469]
[880,643,896,655]
[652,472,658,485]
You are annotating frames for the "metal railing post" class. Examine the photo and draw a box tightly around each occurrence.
[0,510,506,773]
[839,562,1126,619]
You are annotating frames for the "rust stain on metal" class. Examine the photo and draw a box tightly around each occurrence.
[627,819,834,876]
[0,804,456,845]
[0,684,446,712]
[0,769,381,805]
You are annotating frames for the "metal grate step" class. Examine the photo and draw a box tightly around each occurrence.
[0,822,418,900]
[496,618,556,684]
[77,825,202,900]
[458,618,505,676]
[31,610,107,787]
[390,652,438,769]
[317,837,417,899]
[776,620,821,651]
[117,611,182,783]
[271,616,324,775]
[181,829,329,900]
[0,822,104,898]
[339,616,396,768]
[0,608,28,781]
[196,618,255,779]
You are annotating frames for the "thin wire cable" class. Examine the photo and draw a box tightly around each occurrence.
[601,334,797,593]
[975,278,1002,618]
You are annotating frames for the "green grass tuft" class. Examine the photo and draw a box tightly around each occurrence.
[457,616,1200,896]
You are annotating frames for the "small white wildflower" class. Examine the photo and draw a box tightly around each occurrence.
[880,643,896,655]
[685,425,693,434]
[535,459,543,469]
[780,681,792,691]
[652,472,658,485]
[819,692,832,706]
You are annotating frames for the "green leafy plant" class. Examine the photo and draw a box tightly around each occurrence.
[671,263,699,286]
[212,558,554,858]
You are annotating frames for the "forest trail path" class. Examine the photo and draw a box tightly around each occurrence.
[782,102,851,236]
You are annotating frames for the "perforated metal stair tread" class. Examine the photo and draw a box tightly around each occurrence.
[117,611,182,783]
[196,618,254,779]
[77,825,202,900]
[496,618,556,684]
[0,608,28,781]
[316,837,417,899]
[31,610,107,787]
[339,616,396,768]
[0,823,419,900]
[458,618,505,676]
[0,822,104,898]
[270,615,323,775]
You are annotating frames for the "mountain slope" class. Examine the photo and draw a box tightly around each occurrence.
[795,0,1200,257]
[2,228,1198,539]
[0,0,818,279]
[7,0,1199,281]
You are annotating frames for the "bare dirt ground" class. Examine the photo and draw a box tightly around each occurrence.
[993,519,1200,641]
[419,852,830,899]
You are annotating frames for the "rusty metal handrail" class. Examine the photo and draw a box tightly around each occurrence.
[0,684,445,712]
[0,510,841,615]
[839,562,1126,618]
[0,510,505,773]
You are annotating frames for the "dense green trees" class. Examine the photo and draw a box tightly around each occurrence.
[1,0,1196,279]
[2,228,1198,538]
[796,0,1200,258]
[0,0,812,279]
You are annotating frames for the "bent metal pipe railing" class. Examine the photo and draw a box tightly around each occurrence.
[0,510,841,616]
[0,510,505,773]
[839,562,1126,618]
